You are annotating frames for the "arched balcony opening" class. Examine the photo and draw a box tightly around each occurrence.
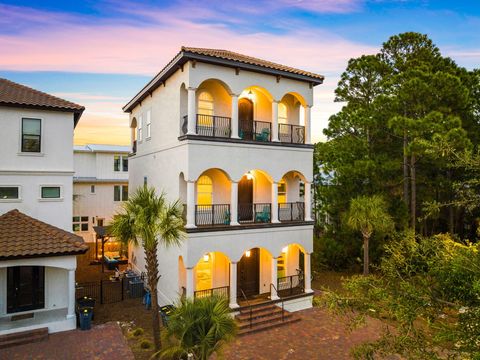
[238,86,274,142]
[275,244,308,297]
[278,93,307,144]
[130,117,138,154]
[278,171,307,223]
[192,251,231,299]
[237,169,273,224]
[236,247,274,300]
[194,168,231,227]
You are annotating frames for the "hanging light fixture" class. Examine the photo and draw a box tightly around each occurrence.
[282,246,288,253]
[203,253,210,262]
[245,250,251,258]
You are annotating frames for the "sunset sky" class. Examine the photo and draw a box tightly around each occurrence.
[0,1,479,145]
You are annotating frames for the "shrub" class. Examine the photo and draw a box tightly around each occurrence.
[139,339,152,349]
[131,328,144,337]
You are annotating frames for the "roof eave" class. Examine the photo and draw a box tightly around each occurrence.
[123,51,324,113]
[0,248,88,261]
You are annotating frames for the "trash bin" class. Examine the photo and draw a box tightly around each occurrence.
[76,296,96,324]
[159,305,175,327]
[79,308,93,330]
[143,290,151,310]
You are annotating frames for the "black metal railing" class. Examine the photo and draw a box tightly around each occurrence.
[277,274,305,297]
[181,115,188,135]
[278,124,305,144]
[132,140,137,154]
[194,286,230,299]
[278,202,305,222]
[195,204,230,226]
[239,120,272,142]
[238,203,271,223]
[196,114,231,138]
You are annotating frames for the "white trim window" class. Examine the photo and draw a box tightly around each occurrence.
[73,216,89,232]
[146,110,151,139]
[21,118,42,153]
[114,185,128,202]
[0,186,21,201]
[114,155,128,172]
[40,186,62,200]
[138,115,143,142]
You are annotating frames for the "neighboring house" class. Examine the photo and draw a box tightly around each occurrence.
[73,144,129,243]
[0,78,87,335]
[124,47,323,312]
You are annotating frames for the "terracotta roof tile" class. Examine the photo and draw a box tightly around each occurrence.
[182,46,324,81]
[0,78,84,115]
[0,209,88,260]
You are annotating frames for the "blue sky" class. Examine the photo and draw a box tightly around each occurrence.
[0,0,478,144]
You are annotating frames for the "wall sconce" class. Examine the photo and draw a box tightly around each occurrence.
[246,171,253,180]
[203,253,210,262]
[247,90,254,101]
[282,246,288,253]
[245,250,251,258]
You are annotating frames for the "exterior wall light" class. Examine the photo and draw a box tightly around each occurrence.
[282,246,288,253]
[203,253,210,262]
[245,250,251,258]
[246,171,254,180]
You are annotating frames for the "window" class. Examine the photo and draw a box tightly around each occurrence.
[198,92,214,116]
[278,103,287,124]
[138,115,143,141]
[90,185,95,194]
[146,110,151,138]
[114,185,128,202]
[114,155,128,172]
[0,186,19,200]
[41,186,60,199]
[72,216,89,232]
[278,180,286,203]
[21,118,41,152]
[197,175,213,205]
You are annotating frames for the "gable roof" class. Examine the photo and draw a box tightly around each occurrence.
[0,209,88,260]
[0,78,85,126]
[123,46,324,112]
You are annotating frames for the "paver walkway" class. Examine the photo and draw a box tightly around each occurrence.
[222,306,385,359]
[0,322,134,360]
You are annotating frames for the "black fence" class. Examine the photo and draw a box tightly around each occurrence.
[196,114,231,138]
[239,120,272,142]
[195,204,230,226]
[180,115,188,135]
[194,286,229,299]
[238,203,271,223]
[279,124,305,144]
[278,202,305,222]
[76,276,145,304]
[277,274,304,297]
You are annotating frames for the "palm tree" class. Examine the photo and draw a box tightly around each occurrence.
[159,296,237,360]
[110,185,185,352]
[347,195,394,275]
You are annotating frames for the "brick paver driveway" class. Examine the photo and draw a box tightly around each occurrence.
[0,322,134,360]
[223,306,384,360]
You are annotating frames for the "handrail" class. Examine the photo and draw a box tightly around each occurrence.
[239,288,253,329]
[270,283,285,322]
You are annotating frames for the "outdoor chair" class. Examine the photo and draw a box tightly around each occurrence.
[255,128,270,142]
[255,206,271,223]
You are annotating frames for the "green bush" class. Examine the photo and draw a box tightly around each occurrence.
[139,339,152,349]
[131,328,144,337]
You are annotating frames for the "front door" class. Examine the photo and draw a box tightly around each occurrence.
[7,266,45,313]
[238,175,253,221]
[238,98,254,140]
[237,248,260,298]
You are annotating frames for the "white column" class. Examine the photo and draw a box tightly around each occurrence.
[304,105,311,144]
[272,100,279,142]
[304,253,313,293]
[231,94,240,139]
[186,267,195,298]
[304,182,312,221]
[186,180,196,228]
[67,269,75,319]
[229,262,239,308]
[187,87,197,135]
[271,257,280,300]
[271,182,280,223]
[230,181,239,225]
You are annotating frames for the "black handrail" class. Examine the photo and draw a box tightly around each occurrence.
[181,115,188,135]
[278,123,305,144]
[239,288,253,329]
[238,203,271,224]
[278,202,305,222]
[270,283,285,322]
[277,274,304,297]
[196,114,231,138]
[195,204,230,226]
[194,285,229,299]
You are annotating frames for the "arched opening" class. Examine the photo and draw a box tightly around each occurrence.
[276,244,306,297]
[278,171,307,222]
[278,93,307,144]
[238,169,273,224]
[195,169,231,226]
[130,117,138,153]
[178,256,186,296]
[239,86,274,142]
[237,247,273,298]
[180,83,188,135]
[193,251,230,298]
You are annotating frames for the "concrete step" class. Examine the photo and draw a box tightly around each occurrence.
[237,315,301,336]
[238,303,278,316]
[237,311,294,330]
[235,306,283,322]
[0,327,48,349]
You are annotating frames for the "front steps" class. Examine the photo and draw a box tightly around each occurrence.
[0,327,49,349]
[235,302,300,336]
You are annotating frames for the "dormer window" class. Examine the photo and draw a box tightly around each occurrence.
[22,118,41,152]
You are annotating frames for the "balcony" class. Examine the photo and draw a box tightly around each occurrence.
[278,202,305,222]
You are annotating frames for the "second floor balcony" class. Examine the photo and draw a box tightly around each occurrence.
[181,168,313,232]
[179,81,311,146]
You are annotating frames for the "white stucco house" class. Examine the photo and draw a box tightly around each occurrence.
[0,78,88,336]
[124,47,323,313]
[73,144,129,243]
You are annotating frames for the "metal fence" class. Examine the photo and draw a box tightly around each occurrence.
[195,204,230,226]
[196,114,231,138]
[238,203,272,223]
[278,202,305,222]
[194,286,229,299]
[278,124,305,144]
[76,276,145,304]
